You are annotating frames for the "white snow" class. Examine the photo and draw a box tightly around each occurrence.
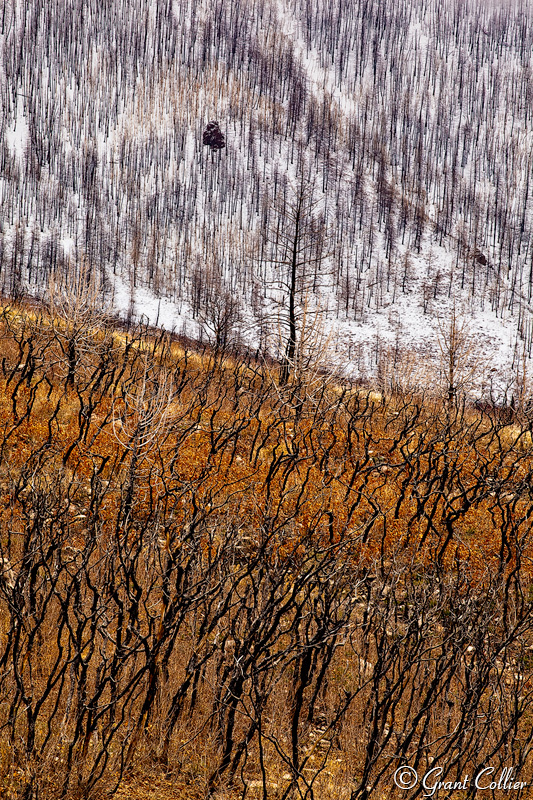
[5,104,28,163]
[4,0,533,403]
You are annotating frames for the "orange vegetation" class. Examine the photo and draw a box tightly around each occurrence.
[1,301,533,800]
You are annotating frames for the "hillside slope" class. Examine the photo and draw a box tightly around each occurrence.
[1,302,533,797]
[1,0,533,395]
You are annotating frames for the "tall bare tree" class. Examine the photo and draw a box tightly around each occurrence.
[261,170,331,384]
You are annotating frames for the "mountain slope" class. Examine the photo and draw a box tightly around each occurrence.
[1,0,533,397]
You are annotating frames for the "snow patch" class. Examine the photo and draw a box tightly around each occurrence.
[5,105,28,162]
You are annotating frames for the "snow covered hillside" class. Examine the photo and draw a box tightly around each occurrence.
[2,0,533,399]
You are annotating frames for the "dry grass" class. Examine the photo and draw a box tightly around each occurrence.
[1,300,533,799]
